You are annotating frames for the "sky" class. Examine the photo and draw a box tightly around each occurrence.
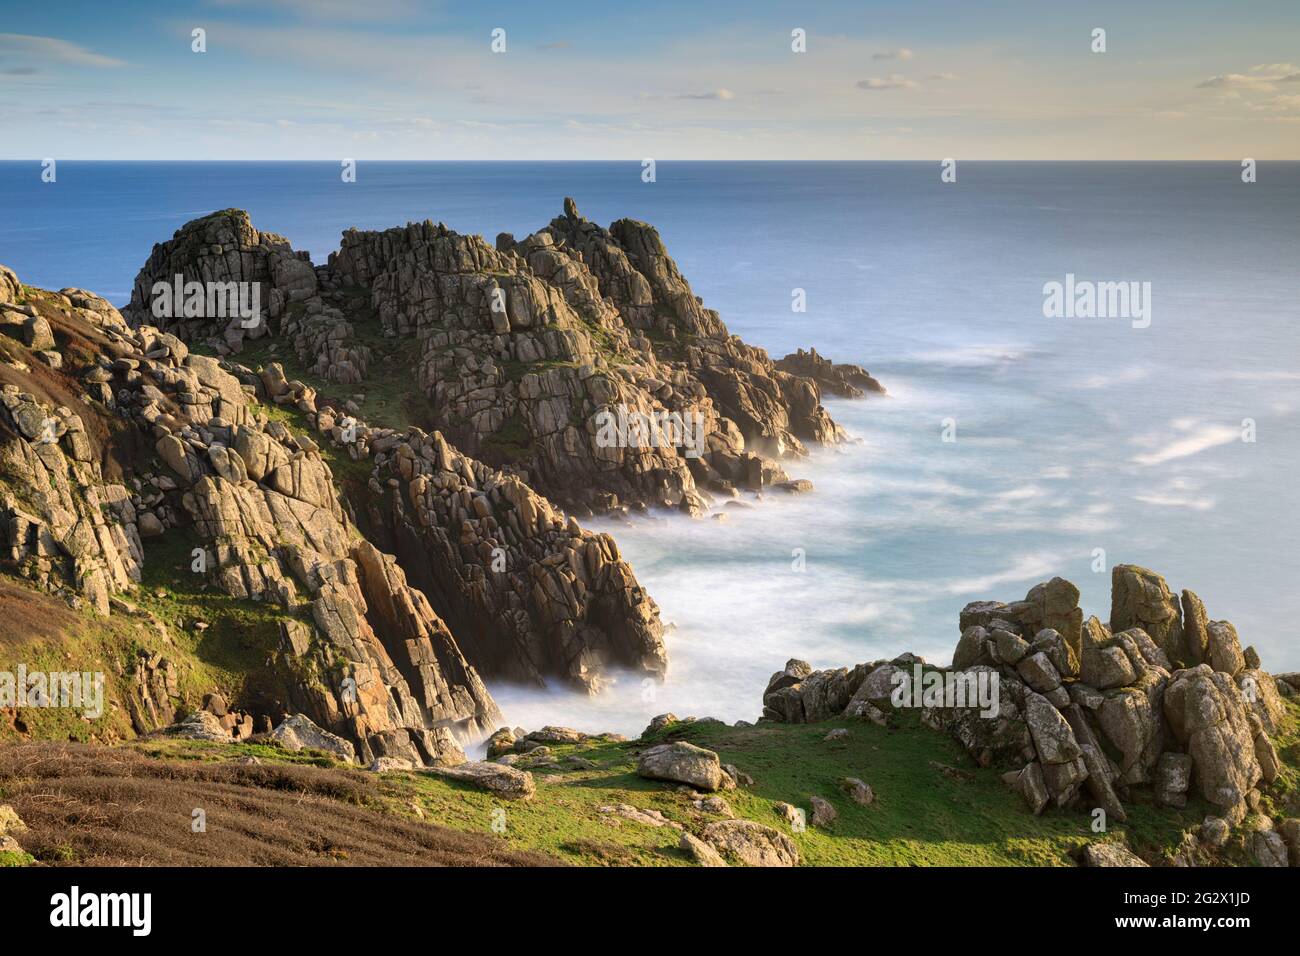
[0,0,1298,159]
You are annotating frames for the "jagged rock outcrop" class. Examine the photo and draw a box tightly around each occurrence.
[1111,565,1183,664]
[363,426,665,692]
[1,270,501,766]
[762,566,1292,855]
[1162,666,1262,807]
[1,278,144,614]
[128,204,870,518]
[123,209,318,352]
[775,348,886,398]
[110,204,882,696]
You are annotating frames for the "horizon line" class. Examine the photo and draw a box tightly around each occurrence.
[2,157,1298,164]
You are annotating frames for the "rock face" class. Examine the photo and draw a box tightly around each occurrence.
[637,741,724,791]
[363,425,665,692]
[762,566,1288,842]
[1,280,143,616]
[123,209,318,350]
[1110,565,1183,664]
[127,205,865,519]
[1,273,502,766]
[1163,666,1261,808]
[107,206,879,698]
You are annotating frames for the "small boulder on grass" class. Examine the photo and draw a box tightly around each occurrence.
[1080,842,1148,867]
[840,777,875,805]
[693,795,734,816]
[637,741,723,791]
[724,762,753,787]
[774,802,805,828]
[641,713,679,738]
[270,714,356,763]
[426,761,536,801]
[809,795,837,827]
[680,831,727,867]
[485,727,516,758]
[521,726,587,745]
[702,819,800,867]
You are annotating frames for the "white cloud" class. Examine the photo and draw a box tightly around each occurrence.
[0,33,125,68]
[872,48,914,61]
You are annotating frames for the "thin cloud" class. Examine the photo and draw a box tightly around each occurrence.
[1198,63,1300,91]
[856,74,917,91]
[872,48,914,61]
[208,0,418,20]
[671,89,735,100]
[0,33,125,68]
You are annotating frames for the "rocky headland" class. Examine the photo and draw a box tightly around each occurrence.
[1,210,1295,869]
[0,202,878,776]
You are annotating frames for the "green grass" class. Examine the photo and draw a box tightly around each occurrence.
[130,710,1247,867]
[8,673,1295,866]
[128,735,340,768]
[481,411,533,462]
[0,528,309,744]
[400,704,1298,866]
[133,528,312,710]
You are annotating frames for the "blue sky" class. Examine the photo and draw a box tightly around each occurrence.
[1,0,1298,158]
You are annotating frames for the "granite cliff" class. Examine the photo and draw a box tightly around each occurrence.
[0,203,879,767]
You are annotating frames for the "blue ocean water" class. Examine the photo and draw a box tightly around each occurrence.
[2,161,1297,735]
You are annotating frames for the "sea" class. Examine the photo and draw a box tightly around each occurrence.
[2,160,1297,737]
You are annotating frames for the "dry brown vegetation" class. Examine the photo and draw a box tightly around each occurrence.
[0,742,558,866]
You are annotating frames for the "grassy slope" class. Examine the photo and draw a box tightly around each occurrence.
[34,697,1282,867]
[0,533,298,745]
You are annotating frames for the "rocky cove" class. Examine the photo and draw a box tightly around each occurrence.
[0,203,1296,867]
